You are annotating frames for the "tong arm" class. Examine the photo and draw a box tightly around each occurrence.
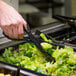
[24,25,55,61]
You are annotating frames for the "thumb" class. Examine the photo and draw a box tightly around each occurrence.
[23,19,27,29]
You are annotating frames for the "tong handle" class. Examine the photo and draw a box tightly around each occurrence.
[53,15,76,20]
[53,15,76,23]
[53,15,76,28]
[24,24,31,33]
[24,25,38,42]
[54,15,76,20]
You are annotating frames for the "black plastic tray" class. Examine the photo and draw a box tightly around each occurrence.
[0,40,47,76]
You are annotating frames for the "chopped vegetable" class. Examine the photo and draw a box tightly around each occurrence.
[0,33,76,76]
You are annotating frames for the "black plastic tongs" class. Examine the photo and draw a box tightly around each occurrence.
[35,30,65,47]
[53,15,76,28]
[24,25,55,61]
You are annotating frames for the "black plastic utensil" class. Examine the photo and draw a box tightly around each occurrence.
[35,30,65,45]
[53,15,76,28]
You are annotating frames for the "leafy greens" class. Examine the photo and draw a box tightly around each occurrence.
[0,33,76,76]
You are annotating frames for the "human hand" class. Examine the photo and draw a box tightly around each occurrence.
[0,1,27,39]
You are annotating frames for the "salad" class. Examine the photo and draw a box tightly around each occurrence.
[0,33,76,76]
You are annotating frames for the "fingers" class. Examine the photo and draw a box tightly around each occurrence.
[17,23,24,39]
[22,19,27,29]
[2,25,17,39]
[1,18,27,39]
[1,26,8,36]
[11,24,18,39]
[2,23,24,39]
